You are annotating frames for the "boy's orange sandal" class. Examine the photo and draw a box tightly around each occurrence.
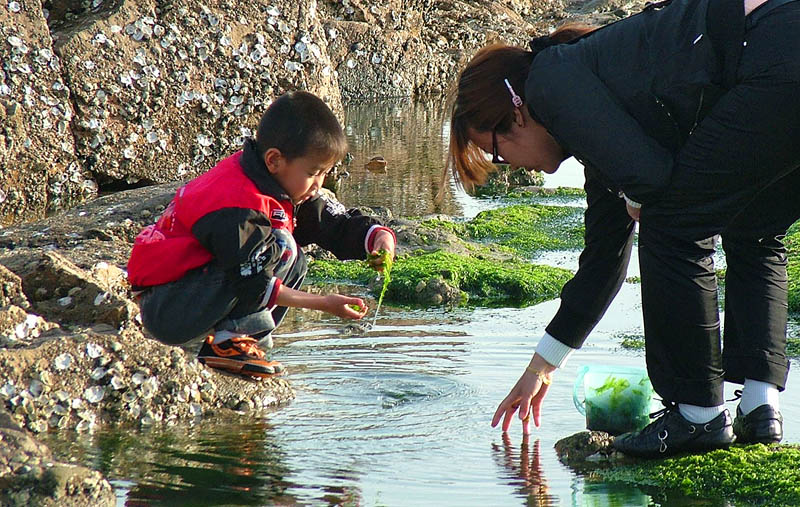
[197,335,284,378]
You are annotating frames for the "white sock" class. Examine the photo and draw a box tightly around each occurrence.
[739,378,780,415]
[212,330,243,344]
[678,403,725,424]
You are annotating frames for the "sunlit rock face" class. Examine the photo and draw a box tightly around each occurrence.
[2,0,647,224]
[0,1,90,226]
[50,0,342,188]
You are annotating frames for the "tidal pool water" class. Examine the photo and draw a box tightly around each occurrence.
[42,100,799,506]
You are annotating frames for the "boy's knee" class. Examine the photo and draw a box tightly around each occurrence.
[137,275,234,345]
[139,298,209,345]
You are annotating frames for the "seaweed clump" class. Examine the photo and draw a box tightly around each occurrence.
[308,250,572,307]
[787,221,800,314]
[595,444,800,506]
[421,204,584,257]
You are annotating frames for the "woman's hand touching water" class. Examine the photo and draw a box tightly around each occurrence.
[492,353,556,435]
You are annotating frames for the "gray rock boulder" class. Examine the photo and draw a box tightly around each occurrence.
[1,0,653,225]
[50,0,342,188]
[0,1,93,225]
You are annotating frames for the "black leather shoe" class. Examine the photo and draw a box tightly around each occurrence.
[733,404,783,444]
[612,405,734,458]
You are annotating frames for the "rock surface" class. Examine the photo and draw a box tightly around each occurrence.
[0,185,294,441]
[554,430,627,468]
[51,0,342,189]
[1,0,652,224]
[0,406,115,506]
[0,0,91,225]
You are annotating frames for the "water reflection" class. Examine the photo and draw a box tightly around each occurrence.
[492,435,557,506]
[43,420,298,506]
[339,99,461,217]
[580,482,653,507]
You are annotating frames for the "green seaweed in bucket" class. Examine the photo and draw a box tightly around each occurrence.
[367,250,393,326]
[585,375,651,435]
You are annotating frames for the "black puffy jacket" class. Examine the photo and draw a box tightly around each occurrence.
[530,0,751,348]
[526,0,745,203]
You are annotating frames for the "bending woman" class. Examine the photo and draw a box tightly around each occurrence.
[447,0,799,457]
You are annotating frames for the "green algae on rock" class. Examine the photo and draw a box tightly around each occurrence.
[787,221,800,314]
[507,186,588,199]
[473,166,545,197]
[618,335,645,351]
[308,250,572,307]
[421,204,585,257]
[594,444,800,506]
[787,337,799,357]
[390,250,572,306]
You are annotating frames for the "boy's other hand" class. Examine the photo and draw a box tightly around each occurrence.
[325,294,368,319]
[368,230,396,271]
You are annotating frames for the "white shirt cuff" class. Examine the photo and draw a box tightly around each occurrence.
[535,332,576,368]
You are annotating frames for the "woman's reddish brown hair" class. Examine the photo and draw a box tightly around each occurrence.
[442,23,596,196]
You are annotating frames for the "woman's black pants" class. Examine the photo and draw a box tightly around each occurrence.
[639,3,800,406]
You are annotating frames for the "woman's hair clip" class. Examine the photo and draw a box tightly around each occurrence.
[504,79,523,108]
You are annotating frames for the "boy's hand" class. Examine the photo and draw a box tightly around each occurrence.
[324,294,368,319]
[368,230,396,271]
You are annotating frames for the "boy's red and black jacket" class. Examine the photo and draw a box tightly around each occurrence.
[128,138,394,305]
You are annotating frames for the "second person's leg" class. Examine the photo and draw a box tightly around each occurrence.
[615,3,800,456]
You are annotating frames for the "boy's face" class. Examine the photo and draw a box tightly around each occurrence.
[264,149,337,205]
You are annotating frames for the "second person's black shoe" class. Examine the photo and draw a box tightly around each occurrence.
[733,404,783,444]
[612,405,734,458]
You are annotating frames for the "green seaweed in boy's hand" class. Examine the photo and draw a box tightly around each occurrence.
[347,304,362,312]
[367,249,393,327]
[367,249,393,272]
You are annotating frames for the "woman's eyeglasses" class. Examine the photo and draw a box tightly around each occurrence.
[491,78,523,165]
[491,128,506,164]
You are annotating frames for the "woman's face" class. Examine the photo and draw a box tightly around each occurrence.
[469,108,566,174]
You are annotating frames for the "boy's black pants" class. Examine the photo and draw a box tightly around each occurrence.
[639,2,800,406]
[139,229,307,346]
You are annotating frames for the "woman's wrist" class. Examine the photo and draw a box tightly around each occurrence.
[528,353,557,374]
[525,353,556,384]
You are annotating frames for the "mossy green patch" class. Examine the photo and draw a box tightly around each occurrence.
[390,250,572,306]
[787,221,800,314]
[308,250,573,307]
[507,186,587,199]
[473,165,545,196]
[787,337,799,358]
[422,204,584,257]
[596,444,800,506]
[306,258,374,285]
[619,335,645,351]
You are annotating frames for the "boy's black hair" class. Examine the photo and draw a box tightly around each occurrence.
[255,91,347,163]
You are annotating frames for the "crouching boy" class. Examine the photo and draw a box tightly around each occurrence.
[127,91,396,378]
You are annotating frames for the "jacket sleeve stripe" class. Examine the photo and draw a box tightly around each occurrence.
[261,277,283,310]
[365,225,396,253]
